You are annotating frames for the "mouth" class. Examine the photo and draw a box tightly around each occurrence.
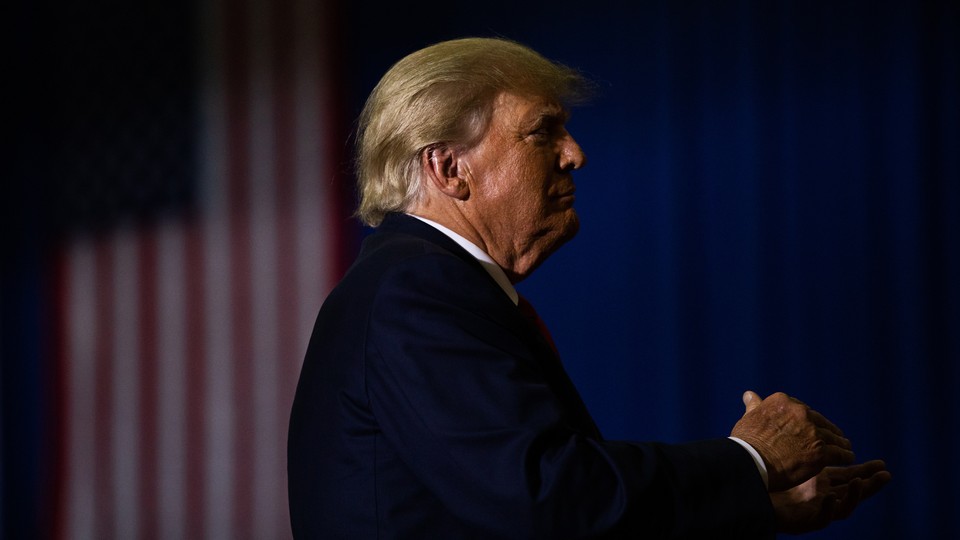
[553,191,576,207]
[553,185,576,198]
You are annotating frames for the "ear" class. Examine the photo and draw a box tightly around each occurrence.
[421,144,470,200]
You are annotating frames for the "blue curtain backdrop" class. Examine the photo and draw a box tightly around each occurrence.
[339,0,958,538]
[4,0,956,538]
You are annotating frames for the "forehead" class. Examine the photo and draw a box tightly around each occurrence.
[490,92,568,126]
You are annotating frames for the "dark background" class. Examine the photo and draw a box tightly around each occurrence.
[337,1,959,536]
[6,0,958,537]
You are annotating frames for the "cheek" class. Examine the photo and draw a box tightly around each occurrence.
[486,157,529,200]
[479,151,553,220]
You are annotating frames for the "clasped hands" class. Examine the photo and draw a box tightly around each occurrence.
[730,391,891,535]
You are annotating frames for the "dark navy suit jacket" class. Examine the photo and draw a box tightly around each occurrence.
[287,213,775,538]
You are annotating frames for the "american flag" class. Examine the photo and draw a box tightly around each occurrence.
[51,0,346,537]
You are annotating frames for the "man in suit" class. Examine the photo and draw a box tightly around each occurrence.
[287,37,889,538]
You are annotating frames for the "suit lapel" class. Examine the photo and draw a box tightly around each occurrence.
[374,213,602,438]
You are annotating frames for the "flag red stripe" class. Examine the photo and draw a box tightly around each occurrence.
[319,0,352,283]
[138,225,160,540]
[93,236,115,539]
[184,218,208,539]
[272,0,298,533]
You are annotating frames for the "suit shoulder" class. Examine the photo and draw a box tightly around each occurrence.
[351,230,485,286]
[323,231,495,312]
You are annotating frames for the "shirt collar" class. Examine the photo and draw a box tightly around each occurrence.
[406,214,519,305]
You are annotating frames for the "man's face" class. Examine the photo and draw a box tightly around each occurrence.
[459,91,586,282]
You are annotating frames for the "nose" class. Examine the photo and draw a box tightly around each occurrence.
[559,133,586,171]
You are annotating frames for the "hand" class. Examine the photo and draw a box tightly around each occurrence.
[770,460,891,534]
[731,391,855,491]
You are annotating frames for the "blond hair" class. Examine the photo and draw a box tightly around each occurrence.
[355,37,591,226]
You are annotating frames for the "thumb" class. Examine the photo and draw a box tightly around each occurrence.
[742,390,762,413]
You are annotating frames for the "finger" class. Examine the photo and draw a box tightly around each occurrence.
[816,423,851,445]
[824,460,890,486]
[823,461,892,507]
[815,424,853,451]
[858,470,892,501]
[831,478,863,520]
[859,459,889,476]
[824,467,853,486]
[807,408,848,440]
[841,460,888,483]
[742,390,763,413]
[822,444,856,466]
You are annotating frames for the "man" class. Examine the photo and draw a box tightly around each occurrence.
[287,37,889,538]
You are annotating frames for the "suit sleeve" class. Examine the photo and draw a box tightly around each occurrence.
[364,252,775,539]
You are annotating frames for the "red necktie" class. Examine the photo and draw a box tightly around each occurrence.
[517,295,559,356]
[517,296,602,438]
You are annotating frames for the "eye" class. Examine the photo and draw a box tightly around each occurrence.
[527,122,559,142]
[529,127,551,138]
[525,113,568,144]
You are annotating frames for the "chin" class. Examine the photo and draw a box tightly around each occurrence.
[560,210,580,242]
[517,214,580,281]
[544,213,580,257]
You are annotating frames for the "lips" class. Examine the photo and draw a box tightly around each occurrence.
[552,184,576,199]
[552,189,576,208]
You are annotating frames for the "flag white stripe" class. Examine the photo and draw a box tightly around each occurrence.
[199,0,233,535]
[246,0,283,535]
[203,192,235,538]
[200,1,234,534]
[157,219,187,539]
[111,226,142,538]
[66,236,98,540]
[293,0,331,346]
[204,220,234,540]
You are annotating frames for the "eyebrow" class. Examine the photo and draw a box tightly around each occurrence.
[526,107,570,129]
